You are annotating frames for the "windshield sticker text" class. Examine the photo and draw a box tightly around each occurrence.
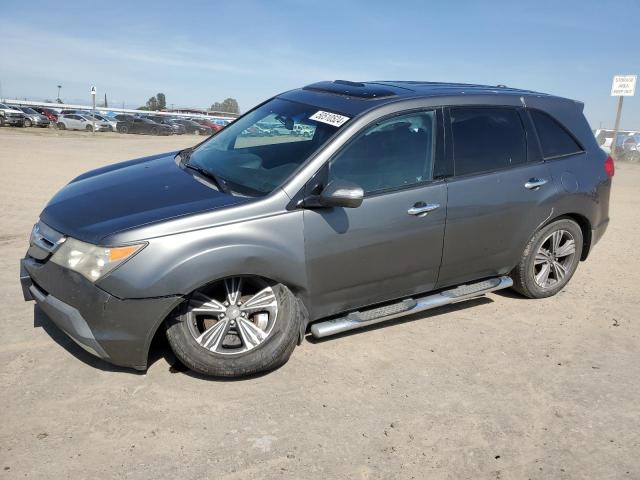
[309,111,350,127]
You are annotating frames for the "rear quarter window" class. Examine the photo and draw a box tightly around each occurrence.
[530,110,583,159]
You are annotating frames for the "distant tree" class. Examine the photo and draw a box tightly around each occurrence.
[145,96,158,111]
[156,93,166,110]
[140,93,166,111]
[210,98,239,114]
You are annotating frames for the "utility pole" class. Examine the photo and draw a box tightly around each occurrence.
[611,97,623,158]
[609,75,636,160]
[57,85,62,102]
[90,86,96,135]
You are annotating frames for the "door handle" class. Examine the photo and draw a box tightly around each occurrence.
[407,203,440,216]
[524,178,548,190]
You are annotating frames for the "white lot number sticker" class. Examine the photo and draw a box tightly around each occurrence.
[309,110,350,127]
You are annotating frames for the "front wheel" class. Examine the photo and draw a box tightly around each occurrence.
[166,277,302,377]
[57,122,66,130]
[85,125,93,132]
[511,218,583,299]
[23,119,32,127]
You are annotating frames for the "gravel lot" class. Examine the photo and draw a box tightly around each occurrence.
[1,127,638,479]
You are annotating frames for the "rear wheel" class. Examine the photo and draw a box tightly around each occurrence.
[151,127,159,135]
[166,276,302,377]
[511,218,583,298]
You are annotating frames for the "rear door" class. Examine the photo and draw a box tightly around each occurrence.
[68,115,81,130]
[133,119,145,133]
[303,109,448,319]
[437,106,555,288]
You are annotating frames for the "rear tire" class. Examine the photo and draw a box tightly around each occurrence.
[166,278,302,377]
[511,218,583,299]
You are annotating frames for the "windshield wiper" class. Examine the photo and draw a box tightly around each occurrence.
[177,147,193,163]
[183,162,230,194]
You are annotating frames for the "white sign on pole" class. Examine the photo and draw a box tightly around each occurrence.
[90,86,97,96]
[611,75,636,96]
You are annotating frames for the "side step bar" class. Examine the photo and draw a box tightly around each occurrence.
[310,276,513,339]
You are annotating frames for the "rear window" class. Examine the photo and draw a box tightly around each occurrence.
[451,107,527,176]
[530,110,583,159]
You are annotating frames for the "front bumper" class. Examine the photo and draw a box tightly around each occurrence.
[3,115,24,126]
[32,117,50,127]
[21,256,181,370]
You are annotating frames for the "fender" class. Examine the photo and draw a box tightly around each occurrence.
[97,209,309,303]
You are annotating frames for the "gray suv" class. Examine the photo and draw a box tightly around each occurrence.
[20,80,613,377]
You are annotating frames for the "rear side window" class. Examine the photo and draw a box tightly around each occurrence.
[530,110,583,159]
[451,107,526,176]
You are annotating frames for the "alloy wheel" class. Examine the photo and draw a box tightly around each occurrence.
[186,277,278,355]
[533,229,576,288]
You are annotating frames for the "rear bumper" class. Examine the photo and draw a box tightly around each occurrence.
[20,256,181,370]
[591,218,609,249]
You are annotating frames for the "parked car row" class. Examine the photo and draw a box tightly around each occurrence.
[0,104,231,136]
[594,129,640,162]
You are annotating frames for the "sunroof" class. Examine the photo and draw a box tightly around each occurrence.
[303,80,397,99]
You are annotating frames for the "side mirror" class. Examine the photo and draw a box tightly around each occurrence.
[317,180,364,208]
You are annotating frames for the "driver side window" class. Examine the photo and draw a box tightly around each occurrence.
[328,111,435,195]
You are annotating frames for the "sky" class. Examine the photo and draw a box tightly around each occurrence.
[1,0,639,129]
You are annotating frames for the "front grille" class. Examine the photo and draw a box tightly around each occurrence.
[28,222,66,261]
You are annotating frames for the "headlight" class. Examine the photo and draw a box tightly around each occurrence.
[51,238,145,282]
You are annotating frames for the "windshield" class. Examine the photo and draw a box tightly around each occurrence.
[187,98,348,196]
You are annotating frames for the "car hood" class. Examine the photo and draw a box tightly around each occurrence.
[40,152,249,244]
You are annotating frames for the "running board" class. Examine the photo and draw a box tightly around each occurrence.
[310,276,513,338]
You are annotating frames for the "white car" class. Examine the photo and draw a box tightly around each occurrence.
[57,114,112,132]
[91,113,118,131]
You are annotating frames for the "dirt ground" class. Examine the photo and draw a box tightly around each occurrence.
[0,127,638,479]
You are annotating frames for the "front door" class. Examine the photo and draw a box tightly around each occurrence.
[303,110,447,320]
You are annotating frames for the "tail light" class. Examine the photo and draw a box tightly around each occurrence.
[604,155,615,178]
